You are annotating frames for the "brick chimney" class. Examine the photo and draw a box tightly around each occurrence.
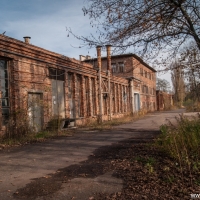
[106,45,112,71]
[96,46,102,70]
[23,36,31,44]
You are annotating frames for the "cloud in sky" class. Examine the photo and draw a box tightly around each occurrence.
[0,0,172,84]
[0,0,97,59]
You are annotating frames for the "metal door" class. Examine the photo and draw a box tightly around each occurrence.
[28,93,42,132]
[134,93,140,112]
[52,79,65,118]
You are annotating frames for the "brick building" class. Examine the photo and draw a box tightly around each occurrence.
[156,90,173,111]
[83,53,157,112]
[0,35,157,134]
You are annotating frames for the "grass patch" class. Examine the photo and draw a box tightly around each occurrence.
[0,129,75,147]
[80,110,148,131]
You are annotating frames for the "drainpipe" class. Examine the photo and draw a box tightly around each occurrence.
[96,46,103,123]
[106,45,112,120]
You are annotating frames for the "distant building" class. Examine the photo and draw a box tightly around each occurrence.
[156,90,174,111]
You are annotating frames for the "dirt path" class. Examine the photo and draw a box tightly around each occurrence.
[0,109,193,200]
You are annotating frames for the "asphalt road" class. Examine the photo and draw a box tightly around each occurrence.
[0,109,193,200]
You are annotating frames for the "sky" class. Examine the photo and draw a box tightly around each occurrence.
[0,0,171,87]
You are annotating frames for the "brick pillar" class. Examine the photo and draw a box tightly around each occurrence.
[88,76,92,116]
[125,86,127,113]
[118,84,122,113]
[74,74,78,118]
[114,83,117,113]
[94,78,98,115]
[65,72,70,118]
[82,75,86,117]
[13,60,20,110]
[116,84,119,113]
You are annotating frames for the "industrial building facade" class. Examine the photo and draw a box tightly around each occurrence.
[83,52,157,112]
[0,35,156,134]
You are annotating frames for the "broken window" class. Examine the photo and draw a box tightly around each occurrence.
[149,73,151,80]
[0,60,9,125]
[142,85,145,93]
[111,63,116,73]
[146,86,149,94]
[145,71,147,78]
[140,68,143,76]
[118,62,124,73]
[49,68,65,81]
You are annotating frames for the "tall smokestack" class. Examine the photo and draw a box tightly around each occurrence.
[106,45,112,71]
[23,36,31,44]
[96,46,103,123]
[96,46,102,70]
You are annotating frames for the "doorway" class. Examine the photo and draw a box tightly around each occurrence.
[134,93,140,112]
[28,93,42,132]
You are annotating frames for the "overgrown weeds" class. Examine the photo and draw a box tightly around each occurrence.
[156,113,200,184]
[4,109,33,139]
[0,110,74,147]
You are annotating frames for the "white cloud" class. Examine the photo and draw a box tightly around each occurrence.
[1,2,96,59]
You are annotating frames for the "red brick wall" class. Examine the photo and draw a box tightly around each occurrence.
[0,35,132,132]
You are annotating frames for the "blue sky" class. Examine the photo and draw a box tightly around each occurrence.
[0,0,171,85]
[0,0,96,58]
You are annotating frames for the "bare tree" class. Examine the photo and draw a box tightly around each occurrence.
[156,78,171,92]
[67,0,200,59]
[171,62,185,105]
[180,42,200,101]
